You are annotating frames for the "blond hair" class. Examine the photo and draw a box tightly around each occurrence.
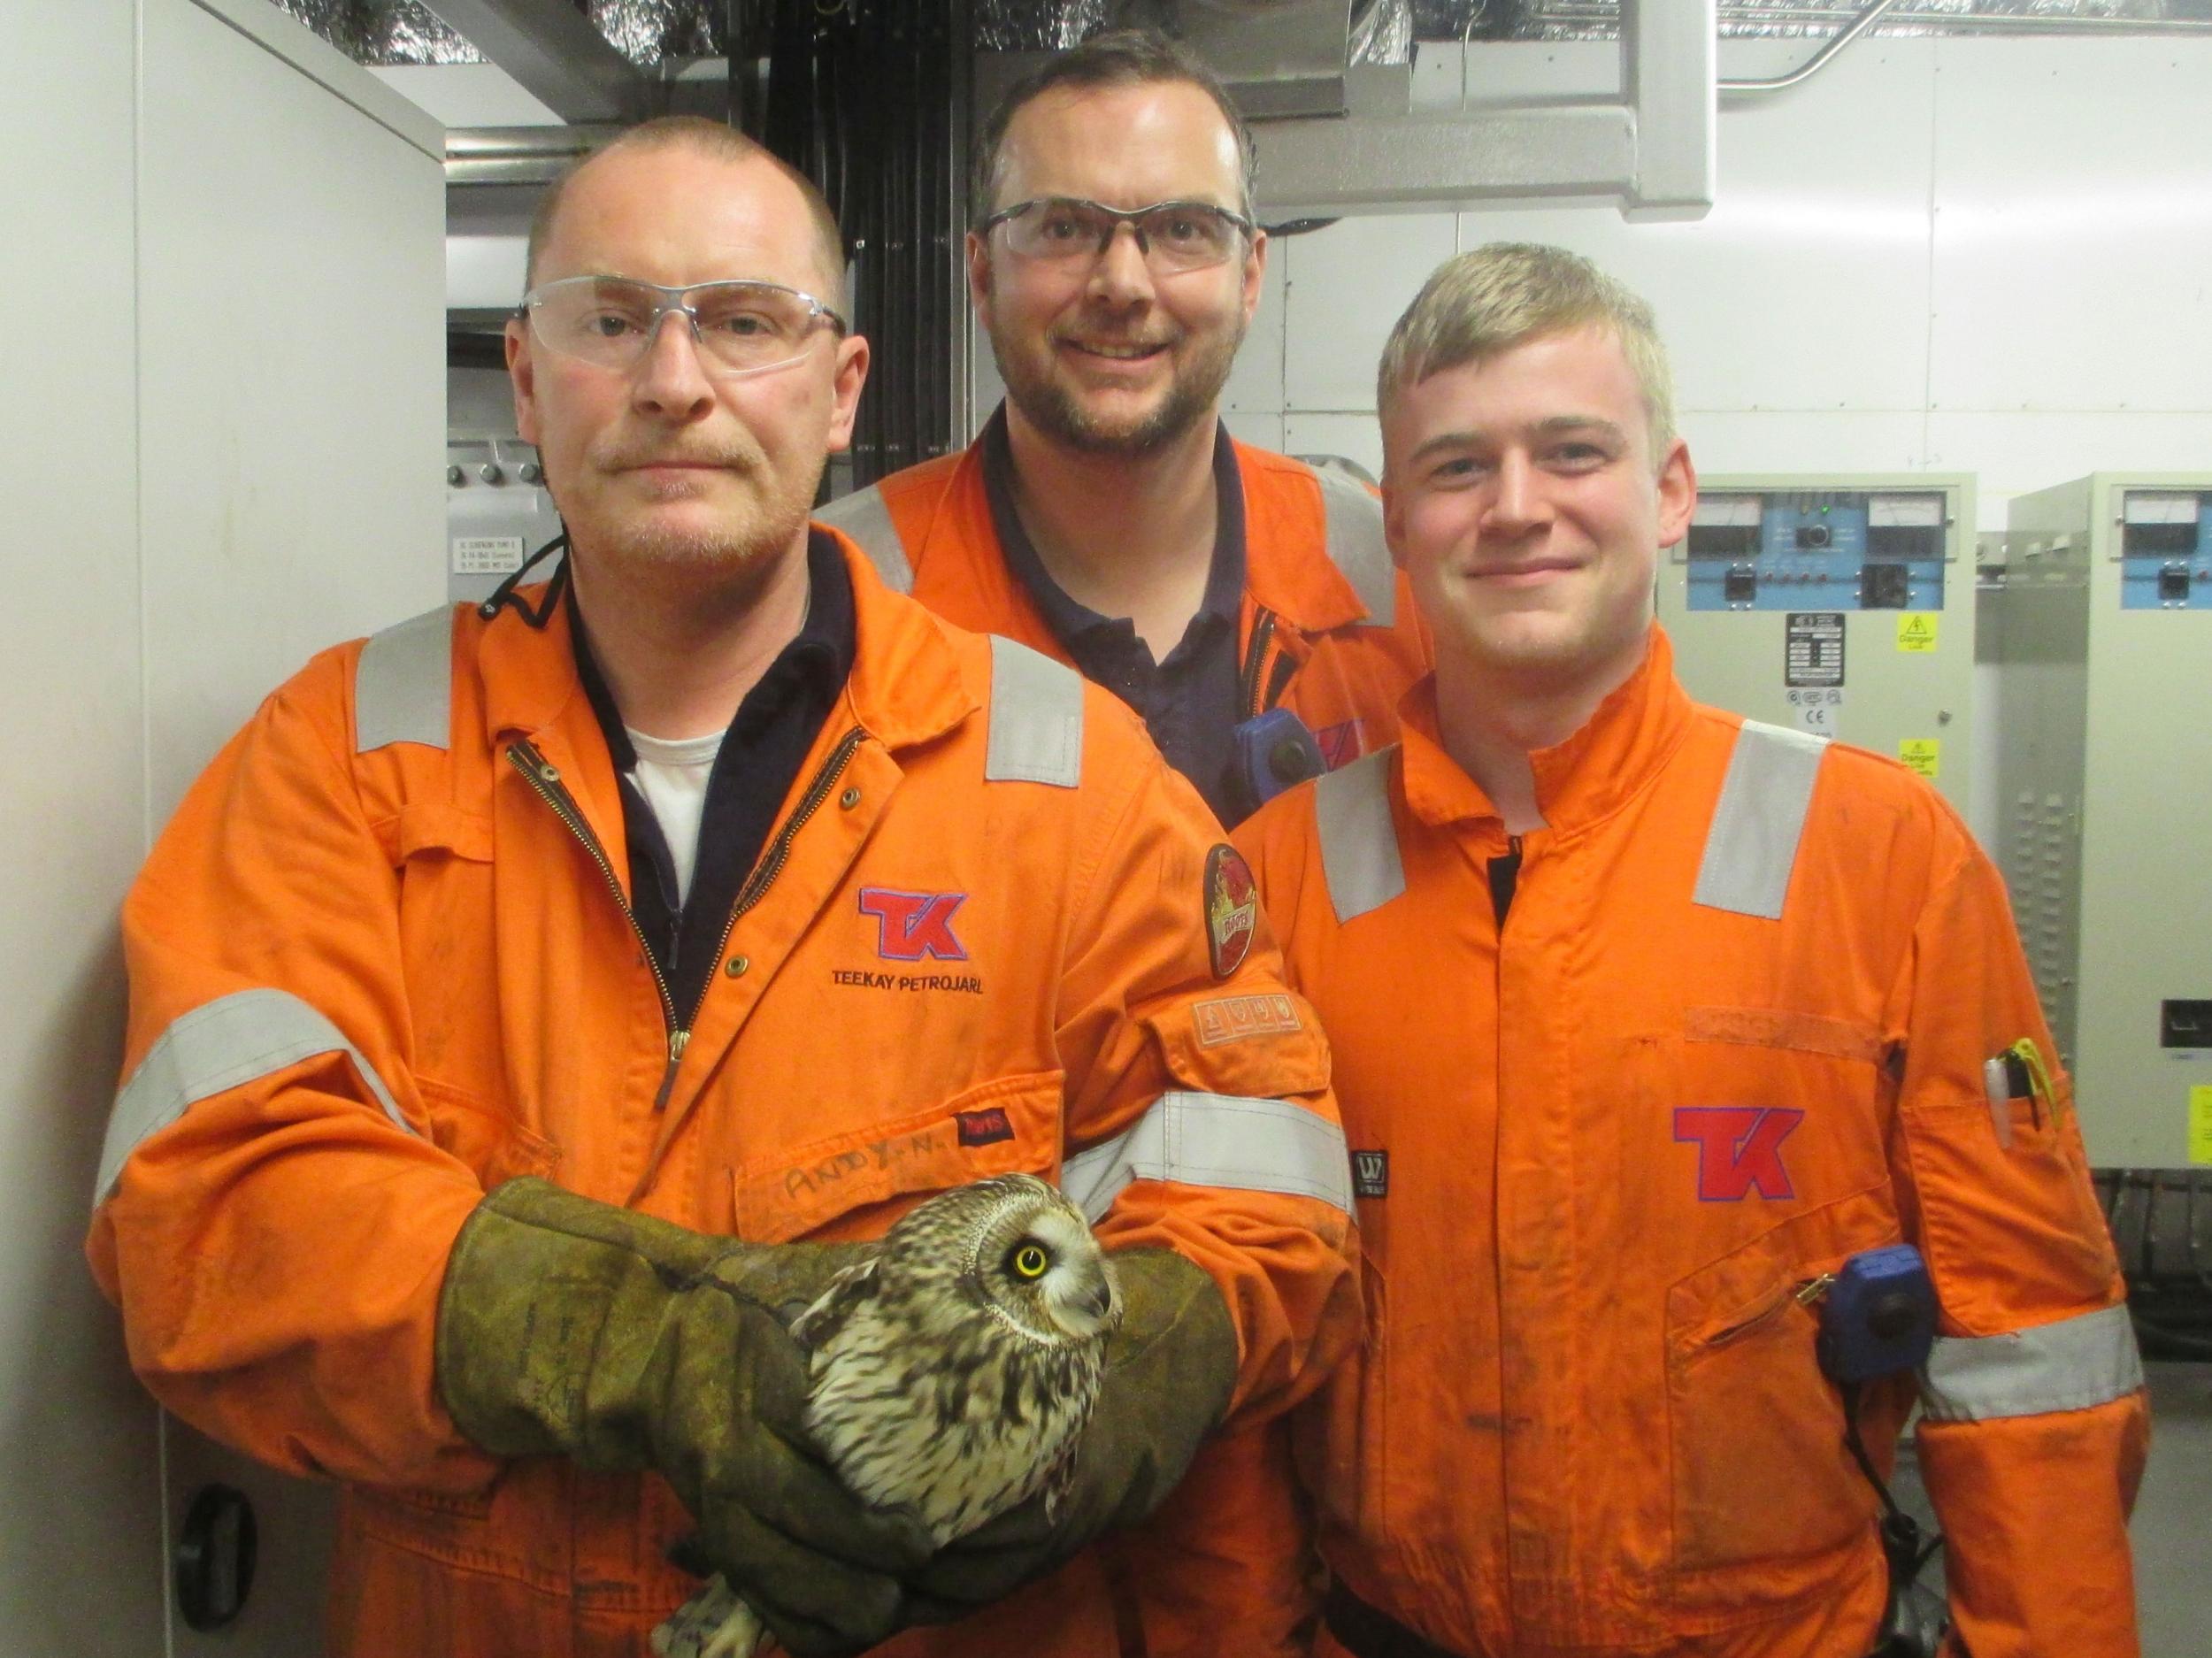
[1377,242,1677,460]
[524,117,846,305]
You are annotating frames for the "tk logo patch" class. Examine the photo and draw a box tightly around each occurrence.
[857,887,968,962]
[1673,1106,1803,1201]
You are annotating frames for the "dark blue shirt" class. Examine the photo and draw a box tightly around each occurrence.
[572,529,856,1028]
[982,405,1248,825]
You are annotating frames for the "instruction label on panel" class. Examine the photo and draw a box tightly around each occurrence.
[1896,612,1939,653]
[1786,687,1843,736]
[1786,611,1846,687]
[1898,739,1940,779]
[2191,1086,2212,1165]
[452,536,526,575]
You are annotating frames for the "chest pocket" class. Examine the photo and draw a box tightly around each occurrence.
[729,1071,1064,1244]
[388,802,503,1087]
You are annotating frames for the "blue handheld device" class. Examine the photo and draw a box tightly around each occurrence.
[1816,1243,1937,1385]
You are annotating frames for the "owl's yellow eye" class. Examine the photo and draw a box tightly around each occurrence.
[1010,1243,1050,1280]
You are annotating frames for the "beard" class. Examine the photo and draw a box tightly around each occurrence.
[990,313,1242,458]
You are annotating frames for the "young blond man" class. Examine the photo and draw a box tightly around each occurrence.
[1234,242,2146,1658]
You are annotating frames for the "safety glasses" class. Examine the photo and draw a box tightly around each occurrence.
[519,276,848,378]
[979,196,1256,275]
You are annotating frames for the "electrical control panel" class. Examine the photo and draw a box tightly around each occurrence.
[2117,489,2212,610]
[1684,489,1948,613]
[1983,474,2212,1166]
[1659,475,1974,817]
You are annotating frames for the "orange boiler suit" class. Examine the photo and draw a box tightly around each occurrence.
[1232,629,2147,1658]
[86,533,1361,1658]
[815,419,1432,777]
[822,421,1432,1656]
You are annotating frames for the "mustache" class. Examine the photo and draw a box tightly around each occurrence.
[592,441,755,472]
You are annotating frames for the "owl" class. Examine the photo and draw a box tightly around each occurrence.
[651,1173,1121,1658]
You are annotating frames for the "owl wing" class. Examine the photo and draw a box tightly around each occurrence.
[787,1255,881,1352]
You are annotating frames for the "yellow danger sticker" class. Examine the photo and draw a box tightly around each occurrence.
[1898,739,1941,779]
[1896,613,1939,652]
[2191,1086,2212,1165]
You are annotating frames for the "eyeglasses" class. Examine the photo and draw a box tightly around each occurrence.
[979,197,1256,275]
[519,276,849,378]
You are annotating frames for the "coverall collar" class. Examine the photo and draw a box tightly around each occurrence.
[945,403,1377,641]
[1398,625,1693,838]
[474,533,979,756]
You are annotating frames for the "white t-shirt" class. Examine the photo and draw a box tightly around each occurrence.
[625,726,725,907]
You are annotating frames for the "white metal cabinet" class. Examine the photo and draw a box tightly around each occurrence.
[0,2,445,1651]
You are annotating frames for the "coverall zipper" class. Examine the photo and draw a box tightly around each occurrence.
[1240,608,1289,719]
[506,741,680,1047]
[509,727,865,1109]
[686,724,868,1037]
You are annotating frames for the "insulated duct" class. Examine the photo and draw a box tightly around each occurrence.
[977,0,2210,50]
[280,0,2212,68]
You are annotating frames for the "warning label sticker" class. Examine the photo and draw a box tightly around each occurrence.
[1896,612,1939,653]
[1786,612,1846,688]
[1898,739,1940,779]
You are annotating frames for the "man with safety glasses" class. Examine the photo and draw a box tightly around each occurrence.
[819,29,1431,833]
[88,118,1360,1658]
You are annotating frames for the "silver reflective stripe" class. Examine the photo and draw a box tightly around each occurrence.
[1692,720,1827,920]
[355,606,452,753]
[1920,1303,2145,1423]
[1060,1091,1353,1222]
[1316,747,1403,924]
[985,634,1083,787]
[94,988,414,1207]
[1310,464,1395,626]
[815,487,915,594]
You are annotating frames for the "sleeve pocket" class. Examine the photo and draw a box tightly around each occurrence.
[729,1071,1065,1244]
[415,1076,559,1186]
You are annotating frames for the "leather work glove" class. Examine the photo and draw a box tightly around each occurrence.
[434,1178,931,1656]
[903,1247,1240,1616]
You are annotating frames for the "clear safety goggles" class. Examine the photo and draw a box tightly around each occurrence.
[519,276,849,378]
[979,196,1256,275]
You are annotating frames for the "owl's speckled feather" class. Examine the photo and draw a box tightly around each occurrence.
[651,1175,1118,1658]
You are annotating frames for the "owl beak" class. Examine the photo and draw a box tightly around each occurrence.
[1079,1278,1116,1324]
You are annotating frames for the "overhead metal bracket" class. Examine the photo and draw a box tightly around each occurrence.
[1243,0,1715,222]
[421,0,657,125]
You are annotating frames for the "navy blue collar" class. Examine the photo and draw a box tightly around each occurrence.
[979,403,1246,651]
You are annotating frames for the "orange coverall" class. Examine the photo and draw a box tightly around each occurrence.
[815,421,1432,772]
[87,533,1359,1658]
[1233,629,2147,1658]
[823,424,1432,1656]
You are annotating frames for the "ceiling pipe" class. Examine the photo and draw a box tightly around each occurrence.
[1719,0,1902,95]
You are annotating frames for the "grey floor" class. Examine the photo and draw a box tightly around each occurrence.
[1893,1360,2210,1654]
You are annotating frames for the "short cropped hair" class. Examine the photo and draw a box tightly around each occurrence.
[523,116,847,306]
[1377,242,1678,460]
[970,28,1256,223]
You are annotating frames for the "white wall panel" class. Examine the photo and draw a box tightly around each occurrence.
[1454,42,1939,422]
[1280,212,1456,411]
[0,2,167,1651]
[1221,244,1287,418]
[1284,412,1386,481]
[1929,40,2212,416]
[139,0,448,820]
[1926,413,2212,527]
[1677,411,1931,478]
